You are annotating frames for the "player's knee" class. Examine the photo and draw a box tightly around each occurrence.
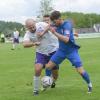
[76,66,85,74]
[35,67,40,72]
[46,61,56,70]
[46,63,51,69]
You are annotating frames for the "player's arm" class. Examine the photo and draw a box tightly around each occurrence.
[74,33,78,37]
[23,41,35,48]
[74,31,78,37]
[49,27,70,43]
[23,41,40,48]
[73,28,79,37]
[23,32,40,48]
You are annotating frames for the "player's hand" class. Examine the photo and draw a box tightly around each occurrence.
[46,24,50,30]
[36,32,42,37]
[34,42,41,46]
[49,27,56,33]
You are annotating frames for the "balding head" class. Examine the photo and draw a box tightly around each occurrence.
[25,18,36,33]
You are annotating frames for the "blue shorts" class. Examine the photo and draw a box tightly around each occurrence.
[50,49,82,68]
[35,52,59,70]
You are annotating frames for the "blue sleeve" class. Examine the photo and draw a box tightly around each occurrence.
[63,22,72,37]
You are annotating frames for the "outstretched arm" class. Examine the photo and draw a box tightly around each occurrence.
[23,41,40,48]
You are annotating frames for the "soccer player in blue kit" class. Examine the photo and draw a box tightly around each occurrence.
[46,11,92,93]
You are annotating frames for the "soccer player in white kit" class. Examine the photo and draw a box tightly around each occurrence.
[23,19,59,95]
[12,29,20,50]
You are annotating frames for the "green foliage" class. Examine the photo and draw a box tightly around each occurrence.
[62,12,100,28]
[39,0,53,16]
[0,21,25,37]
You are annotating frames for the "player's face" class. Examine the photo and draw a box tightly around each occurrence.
[43,17,50,24]
[26,23,36,33]
[53,18,61,26]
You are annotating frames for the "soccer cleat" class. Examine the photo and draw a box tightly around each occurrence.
[51,82,56,88]
[87,86,92,93]
[33,91,39,96]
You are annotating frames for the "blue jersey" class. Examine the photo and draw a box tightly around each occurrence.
[50,20,82,67]
[56,20,80,53]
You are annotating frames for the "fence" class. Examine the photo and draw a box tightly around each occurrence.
[78,33,100,39]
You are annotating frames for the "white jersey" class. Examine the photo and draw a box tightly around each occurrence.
[13,31,19,39]
[23,22,59,55]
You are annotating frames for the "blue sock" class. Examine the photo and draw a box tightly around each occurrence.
[81,71,91,84]
[45,69,52,76]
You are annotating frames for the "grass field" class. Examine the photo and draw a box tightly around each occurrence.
[0,38,100,100]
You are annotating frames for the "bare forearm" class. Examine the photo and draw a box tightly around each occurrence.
[53,32,69,43]
[23,42,35,48]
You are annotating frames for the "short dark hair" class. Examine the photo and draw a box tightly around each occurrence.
[43,14,50,17]
[50,11,61,21]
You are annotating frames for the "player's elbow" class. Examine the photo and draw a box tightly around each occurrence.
[23,42,28,48]
[64,37,69,43]
[74,33,78,37]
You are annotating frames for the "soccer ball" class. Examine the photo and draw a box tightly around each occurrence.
[41,76,53,88]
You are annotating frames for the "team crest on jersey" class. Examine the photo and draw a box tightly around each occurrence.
[64,30,70,36]
[37,27,44,32]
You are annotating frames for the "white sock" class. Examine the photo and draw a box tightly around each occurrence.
[33,76,40,92]
[88,82,92,87]
[13,44,15,49]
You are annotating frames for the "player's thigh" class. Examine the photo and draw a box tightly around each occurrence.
[50,50,66,65]
[35,52,48,66]
[46,60,56,69]
[48,52,59,70]
[67,50,82,68]
[34,63,43,73]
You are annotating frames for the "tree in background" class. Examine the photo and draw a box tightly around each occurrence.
[39,0,53,17]
[0,21,25,37]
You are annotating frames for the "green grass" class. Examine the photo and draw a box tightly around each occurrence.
[0,38,100,100]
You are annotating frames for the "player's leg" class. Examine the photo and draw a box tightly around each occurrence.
[76,67,92,93]
[43,52,59,88]
[51,69,59,88]
[52,69,59,82]
[45,50,65,85]
[44,68,58,89]
[16,38,20,49]
[45,68,52,76]
[45,50,66,89]
[46,50,65,70]
[34,63,43,95]
[45,51,58,77]
[12,38,16,50]
[45,60,58,89]
[50,51,59,88]
[67,50,92,93]
[12,43,15,50]
[33,52,46,95]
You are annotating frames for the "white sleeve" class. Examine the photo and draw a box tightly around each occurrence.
[23,32,30,41]
[36,22,48,32]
